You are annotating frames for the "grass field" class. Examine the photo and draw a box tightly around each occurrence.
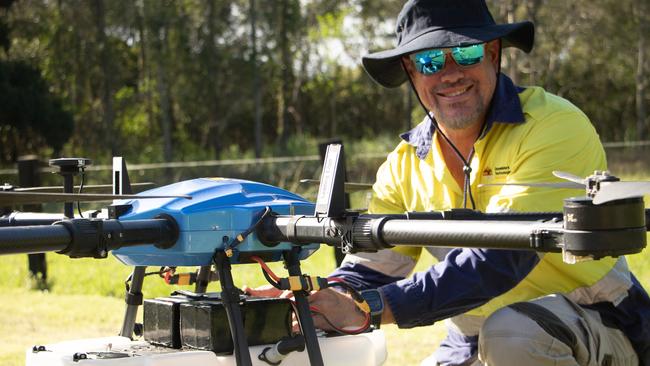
[0,246,448,366]
[1,236,649,365]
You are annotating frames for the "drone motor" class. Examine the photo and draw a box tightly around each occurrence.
[562,196,646,261]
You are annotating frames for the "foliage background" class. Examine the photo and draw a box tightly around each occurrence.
[0,0,649,165]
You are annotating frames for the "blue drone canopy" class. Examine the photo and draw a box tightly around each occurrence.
[112,178,318,266]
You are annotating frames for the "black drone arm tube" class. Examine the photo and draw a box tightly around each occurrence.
[0,212,65,227]
[0,216,178,257]
[55,217,178,258]
[0,225,71,255]
[377,219,560,250]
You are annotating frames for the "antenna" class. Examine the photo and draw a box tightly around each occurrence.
[113,157,133,195]
[314,144,346,218]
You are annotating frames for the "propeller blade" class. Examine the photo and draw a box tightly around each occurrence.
[478,181,584,189]
[592,181,650,204]
[15,182,156,194]
[0,192,191,206]
[552,171,586,185]
[299,179,373,193]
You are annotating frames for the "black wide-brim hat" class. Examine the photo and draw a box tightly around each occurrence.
[362,0,535,88]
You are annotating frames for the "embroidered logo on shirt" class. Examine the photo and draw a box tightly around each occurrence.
[495,166,511,176]
[482,168,493,177]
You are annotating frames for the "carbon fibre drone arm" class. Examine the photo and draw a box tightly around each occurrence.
[258,144,647,262]
[257,204,647,261]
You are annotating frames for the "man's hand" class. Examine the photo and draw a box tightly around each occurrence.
[308,288,367,332]
[242,284,293,298]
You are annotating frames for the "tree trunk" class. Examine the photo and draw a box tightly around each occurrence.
[503,0,518,84]
[154,28,173,162]
[136,0,156,136]
[276,0,292,152]
[250,0,263,158]
[636,2,648,140]
[92,0,117,155]
[203,0,223,160]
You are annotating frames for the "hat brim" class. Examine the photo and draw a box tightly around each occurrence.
[362,21,534,88]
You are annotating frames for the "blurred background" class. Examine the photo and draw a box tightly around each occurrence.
[0,0,649,170]
[1,0,650,365]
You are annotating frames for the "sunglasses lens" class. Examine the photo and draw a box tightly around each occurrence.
[410,44,485,75]
[452,44,484,66]
[411,50,445,76]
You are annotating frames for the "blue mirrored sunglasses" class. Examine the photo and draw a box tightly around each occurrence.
[409,43,485,76]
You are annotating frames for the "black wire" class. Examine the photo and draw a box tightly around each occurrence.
[261,268,281,289]
[242,206,272,237]
[310,309,351,336]
[76,168,86,218]
[310,308,370,336]
[124,272,132,292]
[144,266,171,277]
[226,206,273,250]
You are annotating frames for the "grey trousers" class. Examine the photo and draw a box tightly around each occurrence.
[478,294,638,366]
[422,294,638,366]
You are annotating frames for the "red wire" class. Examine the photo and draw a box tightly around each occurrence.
[310,304,370,335]
[162,268,175,284]
[250,255,281,282]
[250,256,371,335]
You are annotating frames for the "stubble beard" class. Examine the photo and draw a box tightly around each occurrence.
[431,98,486,131]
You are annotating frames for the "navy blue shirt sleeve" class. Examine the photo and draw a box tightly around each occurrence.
[330,261,406,291]
[380,248,540,328]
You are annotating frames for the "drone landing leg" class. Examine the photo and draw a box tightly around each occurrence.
[120,266,145,338]
[214,250,253,366]
[283,247,324,366]
[194,265,212,293]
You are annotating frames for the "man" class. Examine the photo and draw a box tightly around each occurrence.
[307,1,650,365]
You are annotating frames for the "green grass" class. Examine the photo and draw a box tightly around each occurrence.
[0,247,446,365]
[1,243,649,365]
[0,288,125,366]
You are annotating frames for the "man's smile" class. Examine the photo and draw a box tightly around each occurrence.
[436,84,473,99]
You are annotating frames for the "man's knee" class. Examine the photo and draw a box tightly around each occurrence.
[478,305,576,366]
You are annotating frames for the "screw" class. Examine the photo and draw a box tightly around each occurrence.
[32,345,47,353]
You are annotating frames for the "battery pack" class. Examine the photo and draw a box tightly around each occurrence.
[143,296,189,348]
[143,293,293,354]
[180,295,293,354]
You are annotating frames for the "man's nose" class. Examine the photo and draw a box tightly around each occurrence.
[438,54,464,83]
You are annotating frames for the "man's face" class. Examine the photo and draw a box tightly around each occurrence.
[403,40,500,131]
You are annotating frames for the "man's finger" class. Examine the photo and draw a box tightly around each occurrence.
[241,284,283,297]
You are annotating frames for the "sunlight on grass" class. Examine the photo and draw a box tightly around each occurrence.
[0,288,124,366]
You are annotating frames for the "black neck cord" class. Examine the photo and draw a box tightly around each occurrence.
[401,59,478,209]
[400,45,503,210]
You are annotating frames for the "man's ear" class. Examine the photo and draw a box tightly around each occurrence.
[401,56,415,78]
[486,40,501,67]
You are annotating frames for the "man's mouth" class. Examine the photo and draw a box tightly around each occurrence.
[437,85,472,98]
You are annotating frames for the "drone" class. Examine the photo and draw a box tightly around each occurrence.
[0,144,648,366]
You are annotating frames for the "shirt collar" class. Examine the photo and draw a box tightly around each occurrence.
[400,73,526,160]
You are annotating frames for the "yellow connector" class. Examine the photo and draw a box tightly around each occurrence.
[355,300,370,314]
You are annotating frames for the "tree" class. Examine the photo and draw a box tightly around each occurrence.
[0,61,73,162]
[0,0,73,163]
